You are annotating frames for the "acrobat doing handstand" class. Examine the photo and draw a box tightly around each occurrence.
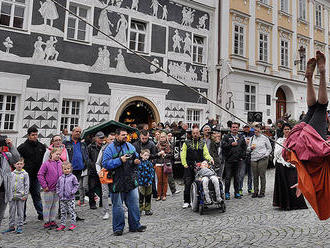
[284,51,330,220]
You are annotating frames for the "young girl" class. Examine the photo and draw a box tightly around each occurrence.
[37,148,63,229]
[56,162,79,231]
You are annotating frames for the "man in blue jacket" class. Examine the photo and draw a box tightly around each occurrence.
[102,128,146,236]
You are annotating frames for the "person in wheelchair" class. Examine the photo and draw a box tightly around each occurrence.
[195,161,223,205]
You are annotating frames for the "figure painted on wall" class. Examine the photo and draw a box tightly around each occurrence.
[32,36,46,62]
[92,46,110,71]
[197,89,207,103]
[151,0,162,17]
[150,58,160,73]
[188,66,197,81]
[44,36,59,62]
[182,7,195,27]
[3,37,13,53]
[131,0,139,10]
[172,29,182,53]
[97,9,114,38]
[162,5,168,20]
[115,14,128,44]
[197,14,208,29]
[183,33,192,55]
[39,0,59,27]
[202,67,208,82]
[115,49,128,72]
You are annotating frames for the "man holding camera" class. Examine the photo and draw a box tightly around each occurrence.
[17,127,46,221]
[102,128,146,236]
[0,137,20,228]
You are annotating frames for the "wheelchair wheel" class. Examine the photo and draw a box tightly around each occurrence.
[190,182,199,212]
[199,204,204,215]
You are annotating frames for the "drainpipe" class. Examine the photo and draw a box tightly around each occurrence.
[216,0,222,120]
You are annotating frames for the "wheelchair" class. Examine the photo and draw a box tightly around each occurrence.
[190,175,226,215]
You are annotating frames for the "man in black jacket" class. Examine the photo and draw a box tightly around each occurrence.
[18,127,46,221]
[87,131,104,209]
[221,122,246,200]
[133,130,158,198]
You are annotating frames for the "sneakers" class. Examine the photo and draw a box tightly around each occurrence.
[182,203,190,209]
[68,224,77,231]
[103,212,110,220]
[77,200,86,207]
[129,225,147,232]
[225,193,230,200]
[16,227,22,234]
[38,215,44,221]
[145,210,153,216]
[56,225,66,231]
[90,205,97,210]
[239,190,243,196]
[76,216,84,221]
[43,222,51,228]
[258,193,265,198]
[248,189,254,194]
[234,193,242,199]
[49,221,58,228]
[114,230,123,236]
[2,227,15,234]
[173,190,181,195]
[252,193,258,198]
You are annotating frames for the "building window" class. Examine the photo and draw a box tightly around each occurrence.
[60,100,81,132]
[244,84,256,111]
[259,0,268,4]
[186,109,201,129]
[0,94,17,130]
[66,3,91,42]
[0,0,28,29]
[298,0,306,20]
[280,0,289,13]
[259,33,268,62]
[192,35,206,64]
[233,24,244,56]
[266,94,271,106]
[280,39,289,67]
[315,4,322,27]
[129,20,147,53]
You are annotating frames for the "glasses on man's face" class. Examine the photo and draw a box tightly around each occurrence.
[53,139,61,142]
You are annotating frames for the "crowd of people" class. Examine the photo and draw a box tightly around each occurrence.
[0,51,330,236]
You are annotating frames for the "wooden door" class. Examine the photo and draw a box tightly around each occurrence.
[276,88,286,121]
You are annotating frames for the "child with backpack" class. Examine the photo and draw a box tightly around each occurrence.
[137,149,154,215]
[37,148,63,229]
[2,158,29,234]
[56,162,79,231]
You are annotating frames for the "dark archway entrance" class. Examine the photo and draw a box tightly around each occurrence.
[276,87,286,121]
[119,100,156,126]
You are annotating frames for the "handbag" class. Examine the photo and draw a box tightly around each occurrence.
[98,168,113,184]
[163,163,173,174]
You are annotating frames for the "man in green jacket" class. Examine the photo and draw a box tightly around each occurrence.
[180,127,213,209]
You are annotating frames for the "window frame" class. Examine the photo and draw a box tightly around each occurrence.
[60,99,82,132]
[0,93,18,131]
[280,0,289,13]
[280,38,289,68]
[244,83,257,112]
[192,34,207,65]
[315,3,322,28]
[232,23,245,57]
[129,19,149,54]
[258,32,269,63]
[64,1,93,45]
[298,0,307,21]
[186,109,202,129]
[0,0,32,33]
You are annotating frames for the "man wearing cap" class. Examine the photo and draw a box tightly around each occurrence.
[201,124,212,151]
[87,131,105,209]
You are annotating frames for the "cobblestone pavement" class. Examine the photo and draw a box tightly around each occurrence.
[1,169,329,248]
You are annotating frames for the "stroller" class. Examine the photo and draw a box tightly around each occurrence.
[190,162,226,215]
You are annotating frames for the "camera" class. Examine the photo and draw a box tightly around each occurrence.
[125,154,133,159]
[0,135,7,147]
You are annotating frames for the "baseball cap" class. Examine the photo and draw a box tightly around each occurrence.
[95,131,105,139]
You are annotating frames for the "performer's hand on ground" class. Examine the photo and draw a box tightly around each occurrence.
[290,183,302,198]
[305,58,317,79]
[316,51,326,74]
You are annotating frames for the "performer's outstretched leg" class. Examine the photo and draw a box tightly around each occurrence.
[316,51,328,105]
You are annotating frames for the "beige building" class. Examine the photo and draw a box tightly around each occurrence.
[219,0,330,124]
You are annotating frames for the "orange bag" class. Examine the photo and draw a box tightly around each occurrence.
[98,168,113,184]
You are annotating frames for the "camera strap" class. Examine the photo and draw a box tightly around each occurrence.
[1,152,8,161]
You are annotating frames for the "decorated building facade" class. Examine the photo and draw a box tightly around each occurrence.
[0,0,218,144]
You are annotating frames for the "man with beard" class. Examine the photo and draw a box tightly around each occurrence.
[102,128,146,236]
[180,127,214,209]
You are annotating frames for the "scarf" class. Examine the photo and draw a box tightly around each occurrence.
[156,140,171,154]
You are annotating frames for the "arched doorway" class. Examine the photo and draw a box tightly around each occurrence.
[276,87,286,121]
[115,97,160,126]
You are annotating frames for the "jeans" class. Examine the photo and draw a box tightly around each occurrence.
[183,167,195,203]
[110,187,141,232]
[246,158,253,191]
[224,161,242,194]
[238,160,246,191]
[24,177,43,219]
